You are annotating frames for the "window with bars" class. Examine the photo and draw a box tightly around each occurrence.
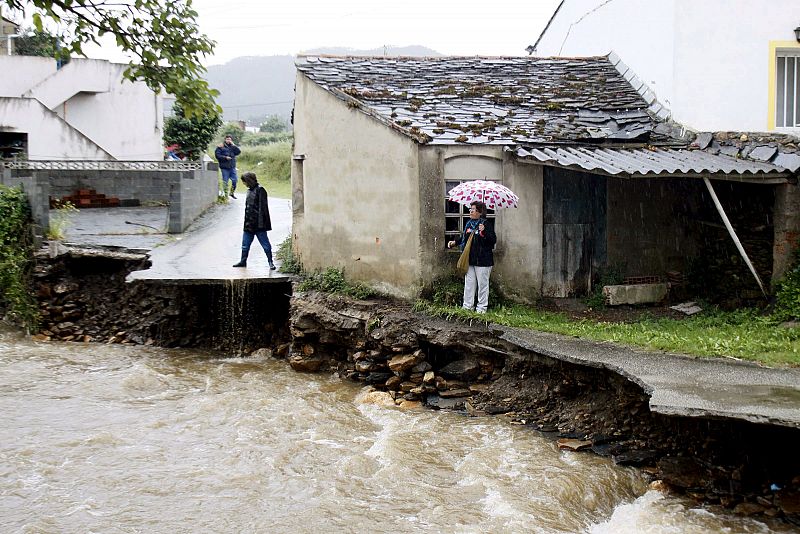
[776,51,800,128]
[444,179,495,248]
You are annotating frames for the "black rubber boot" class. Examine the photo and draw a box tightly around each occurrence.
[233,252,247,267]
[229,184,237,199]
[267,251,276,270]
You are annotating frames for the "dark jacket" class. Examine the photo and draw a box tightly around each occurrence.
[455,218,496,267]
[243,185,272,233]
[215,143,241,169]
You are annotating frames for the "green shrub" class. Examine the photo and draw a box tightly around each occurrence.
[585,264,625,308]
[0,186,38,330]
[774,242,800,321]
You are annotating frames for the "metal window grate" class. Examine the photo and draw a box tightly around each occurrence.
[776,52,800,128]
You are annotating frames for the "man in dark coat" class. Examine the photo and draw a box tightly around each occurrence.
[232,172,275,270]
[214,134,241,198]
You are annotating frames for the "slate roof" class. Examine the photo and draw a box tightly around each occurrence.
[295,55,661,145]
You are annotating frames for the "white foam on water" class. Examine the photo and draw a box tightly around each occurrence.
[588,490,779,534]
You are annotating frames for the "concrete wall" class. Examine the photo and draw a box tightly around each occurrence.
[0,97,112,160]
[0,56,164,160]
[0,56,56,97]
[1,167,217,236]
[292,74,421,297]
[55,62,164,160]
[532,0,800,133]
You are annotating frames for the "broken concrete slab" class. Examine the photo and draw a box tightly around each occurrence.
[603,283,668,305]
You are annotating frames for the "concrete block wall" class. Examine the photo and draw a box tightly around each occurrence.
[45,170,172,203]
[2,167,218,237]
[168,169,219,233]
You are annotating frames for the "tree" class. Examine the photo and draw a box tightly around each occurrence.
[217,122,245,144]
[163,103,222,161]
[259,115,287,133]
[2,1,219,117]
[13,27,64,59]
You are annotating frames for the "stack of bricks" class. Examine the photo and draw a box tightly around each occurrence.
[51,189,120,209]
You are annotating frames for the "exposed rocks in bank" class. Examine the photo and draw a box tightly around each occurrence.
[31,245,290,351]
[24,249,800,524]
[287,291,800,524]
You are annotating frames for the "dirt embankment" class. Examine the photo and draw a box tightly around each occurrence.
[286,291,800,523]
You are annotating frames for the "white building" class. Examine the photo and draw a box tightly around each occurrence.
[528,0,800,134]
[0,56,164,160]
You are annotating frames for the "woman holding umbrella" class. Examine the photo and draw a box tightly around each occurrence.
[447,200,497,313]
[446,179,518,313]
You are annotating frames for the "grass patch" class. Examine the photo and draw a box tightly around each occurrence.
[413,300,800,367]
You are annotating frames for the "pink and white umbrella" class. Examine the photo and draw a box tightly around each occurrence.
[447,179,519,210]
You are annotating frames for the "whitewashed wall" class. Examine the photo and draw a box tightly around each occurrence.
[532,0,800,133]
[0,56,164,160]
[0,97,111,159]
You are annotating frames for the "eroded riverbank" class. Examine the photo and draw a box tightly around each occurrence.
[25,249,800,527]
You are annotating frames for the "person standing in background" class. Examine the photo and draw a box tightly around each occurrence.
[215,134,241,198]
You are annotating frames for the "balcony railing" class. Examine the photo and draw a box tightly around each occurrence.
[1,160,204,171]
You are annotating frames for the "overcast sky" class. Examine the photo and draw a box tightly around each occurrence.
[85,0,562,65]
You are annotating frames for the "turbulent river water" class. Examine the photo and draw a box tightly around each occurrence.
[0,329,791,533]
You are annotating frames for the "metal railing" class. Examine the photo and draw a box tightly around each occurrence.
[1,160,204,171]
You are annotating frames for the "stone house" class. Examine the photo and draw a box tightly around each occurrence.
[0,55,165,161]
[291,55,796,302]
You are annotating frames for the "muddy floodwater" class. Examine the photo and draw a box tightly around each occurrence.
[0,330,791,533]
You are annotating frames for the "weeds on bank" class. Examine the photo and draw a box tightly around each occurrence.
[0,185,39,330]
[415,298,800,367]
[46,200,78,240]
[298,268,375,299]
[277,237,374,298]
[275,237,302,274]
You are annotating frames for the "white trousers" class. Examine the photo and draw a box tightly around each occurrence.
[463,265,492,312]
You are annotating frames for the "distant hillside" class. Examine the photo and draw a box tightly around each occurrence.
[204,46,441,125]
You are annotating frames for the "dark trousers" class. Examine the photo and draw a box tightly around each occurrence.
[241,230,272,259]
